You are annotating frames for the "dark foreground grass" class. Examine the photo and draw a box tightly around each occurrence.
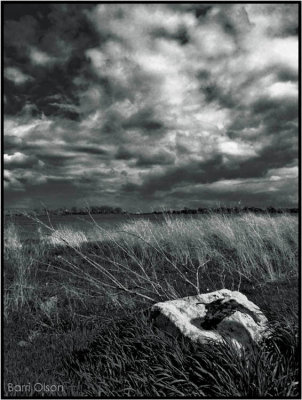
[3,213,300,397]
[62,313,300,397]
[4,308,299,397]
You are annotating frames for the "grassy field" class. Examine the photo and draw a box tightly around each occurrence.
[3,212,300,397]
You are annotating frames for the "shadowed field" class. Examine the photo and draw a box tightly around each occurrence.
[3,212,299,397]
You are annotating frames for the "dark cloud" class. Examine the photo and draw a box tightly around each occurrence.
[122,156,226,197]
[115,146,134,161]
[4,14,39,51]
[116,146,175,166]
[152,24,190,46]
[136,150,176,167]
[122,108,166,135]
[38,153,76,167]
[4,135,23,152]
[170,4,213,19]
[197,72,237,109]
[276,67,298,82]
[122,142,298,198]
[4,3,99,119]
[166,177,298,208]
[4,179,82,209]
[251,97,297,125]
[70,145,109,156]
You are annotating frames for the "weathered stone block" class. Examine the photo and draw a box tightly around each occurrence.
[151,289,268,348]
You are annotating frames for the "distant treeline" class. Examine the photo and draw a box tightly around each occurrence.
[151,207,299,215]
[5,205,299,217]
[5,205,126,217]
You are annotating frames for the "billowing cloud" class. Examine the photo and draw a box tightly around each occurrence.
[29,48,55,66]
[4,152,44,169]
[4,67,32,85]
[3,4,298,211]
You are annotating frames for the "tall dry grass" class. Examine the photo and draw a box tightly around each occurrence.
[13,211,297,306]
[4,212,298,310]
[93,212,298,293]
[4,223,33,315]
[3,223,48,318]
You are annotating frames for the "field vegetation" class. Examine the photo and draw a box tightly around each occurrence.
[3,211,300,397]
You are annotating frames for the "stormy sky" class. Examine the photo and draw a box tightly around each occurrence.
[3,3,299,211]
